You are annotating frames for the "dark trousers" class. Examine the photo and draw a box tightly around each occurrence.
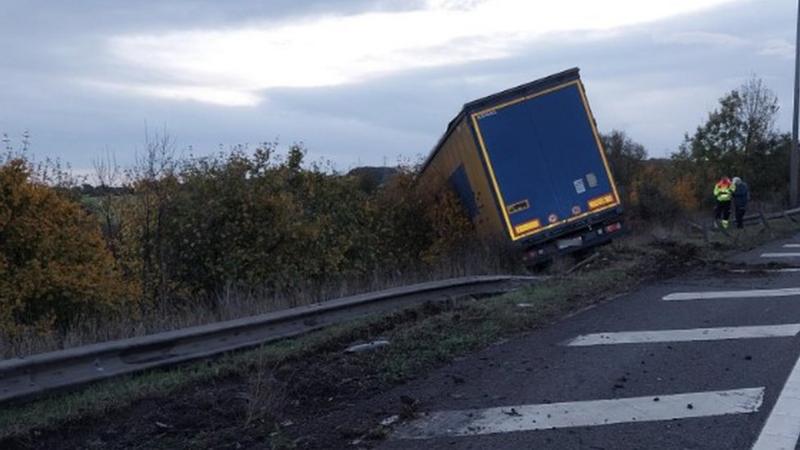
[735,206,746,229]
[714,200,731,223]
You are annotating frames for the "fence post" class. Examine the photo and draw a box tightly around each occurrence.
[688,220,710,243]
[759,211,775,237]
[760,212,771,229]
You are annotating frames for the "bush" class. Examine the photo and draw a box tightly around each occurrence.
[116,144,477,305]
[627,164,682,223]
[0,159,136,335]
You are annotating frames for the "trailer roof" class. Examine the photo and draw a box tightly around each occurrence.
[419,67,580,174]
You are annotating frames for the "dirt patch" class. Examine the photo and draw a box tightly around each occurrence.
[2,342,428,449]
[6,376,255,449]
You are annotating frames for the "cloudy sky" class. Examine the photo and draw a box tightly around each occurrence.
[0,0,797,172]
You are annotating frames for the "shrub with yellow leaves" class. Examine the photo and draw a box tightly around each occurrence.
[0,159,136,336]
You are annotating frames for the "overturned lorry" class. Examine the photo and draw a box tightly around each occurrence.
[418,68,624,265]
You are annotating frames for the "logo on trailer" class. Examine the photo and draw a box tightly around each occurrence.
[548,213,558,224]
[572,205,582,215]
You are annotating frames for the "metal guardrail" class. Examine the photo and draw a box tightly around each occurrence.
[689,207,800,240]
[0,275,540,405]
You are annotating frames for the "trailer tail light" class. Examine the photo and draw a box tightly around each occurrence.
[588,194,615,210]
[605,222,622,233]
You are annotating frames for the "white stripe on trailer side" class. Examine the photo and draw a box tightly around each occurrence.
[663,288,800,301]
[782,244,800,248]
[393,388,764,440]
[762,253,800,258]
[564,324,800,346]
[752,353,800,449]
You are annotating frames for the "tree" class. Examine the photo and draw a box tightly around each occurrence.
[740,77,779,156]
[0,159,135,335]
[673,76,788,206]
[601,130,647,195]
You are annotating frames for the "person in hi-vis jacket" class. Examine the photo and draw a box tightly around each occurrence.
[713,176,734,229]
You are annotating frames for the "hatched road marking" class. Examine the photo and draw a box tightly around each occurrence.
[663,287,800,301]
[752,352,800,450]
[392,388,765,440]
[563,324,800,346]
[391,240,800,446]
[730,268,800,274]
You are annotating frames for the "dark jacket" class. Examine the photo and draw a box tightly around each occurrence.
[733,181,750,208]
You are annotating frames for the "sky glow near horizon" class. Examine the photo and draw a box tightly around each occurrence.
[103,0,737,106]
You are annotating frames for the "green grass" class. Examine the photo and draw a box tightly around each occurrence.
[0,221,796,442]
[378,265,633,383]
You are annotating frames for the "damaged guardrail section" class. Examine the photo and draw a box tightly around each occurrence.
[0,275,539,405]
[689,206,800,240]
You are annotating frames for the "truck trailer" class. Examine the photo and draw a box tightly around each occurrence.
[418,68,624,265]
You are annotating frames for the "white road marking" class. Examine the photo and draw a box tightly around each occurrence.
[393,388,764,439]
[762,253,800,258]
[782,244,800,248]
[752,353,800,449]
[663,287,800,301]
[564,324,800,346]
[729,268,800,274]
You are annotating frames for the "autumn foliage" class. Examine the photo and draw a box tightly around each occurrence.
[0,160,135,335]
[604,76,790,223]
[79,140,476,312]
[0,136,478,340]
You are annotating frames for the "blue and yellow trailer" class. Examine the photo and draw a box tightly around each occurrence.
[418,68,624,264]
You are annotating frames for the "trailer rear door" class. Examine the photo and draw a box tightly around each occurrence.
[471,81,619,241]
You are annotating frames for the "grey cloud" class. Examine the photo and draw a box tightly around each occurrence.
[1,0,797,172]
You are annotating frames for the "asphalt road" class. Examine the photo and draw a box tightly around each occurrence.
[380,235,800,449]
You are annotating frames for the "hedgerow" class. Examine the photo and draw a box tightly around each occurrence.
[0,160,136,335]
